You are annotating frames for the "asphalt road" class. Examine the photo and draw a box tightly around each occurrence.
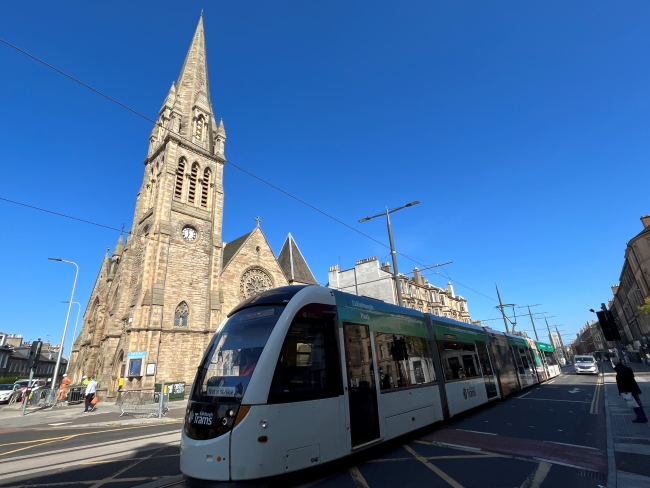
[0,368,608,488]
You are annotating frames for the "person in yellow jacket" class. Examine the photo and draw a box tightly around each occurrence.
[82,376,89,387]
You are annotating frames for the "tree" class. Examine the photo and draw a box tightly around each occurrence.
[639,297,650,317]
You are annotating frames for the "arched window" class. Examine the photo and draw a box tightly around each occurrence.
[195,115,205,141]
[188,163,199,204]
[174,302,189,327]
[174,159,186,200]
[201,168,211,209]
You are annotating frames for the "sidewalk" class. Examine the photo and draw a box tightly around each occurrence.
[0,397,187,429]
[602,362,650,487]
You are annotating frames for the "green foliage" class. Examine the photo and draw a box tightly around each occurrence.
[639,297,650,317]
[0,377,19,385]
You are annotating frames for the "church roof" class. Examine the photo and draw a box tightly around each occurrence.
[222,231,253,269]
[278,233,318,285]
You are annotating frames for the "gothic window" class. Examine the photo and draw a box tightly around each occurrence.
[201,168,211,208]
[188,163,199,204]
[195,115,205,141]
[174,302,189,327]
[174,159,186,200]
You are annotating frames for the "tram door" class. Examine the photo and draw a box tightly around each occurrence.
[475,341,499,400]
[343,323,380,448]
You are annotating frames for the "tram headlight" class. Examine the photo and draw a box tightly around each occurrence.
[227,409,235,417]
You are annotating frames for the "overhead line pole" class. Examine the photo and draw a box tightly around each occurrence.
[495,284,511,334]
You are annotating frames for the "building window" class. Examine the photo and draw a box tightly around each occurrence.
[195,115,205,141]
[174,159,186,200]
[174,302,189,327]
[188,163,199,204]
[200,168,211,209]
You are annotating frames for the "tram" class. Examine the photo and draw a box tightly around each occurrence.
[180,285,560,481]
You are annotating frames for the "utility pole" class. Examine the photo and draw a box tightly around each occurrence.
[527,305,540,341]
[555,325,568,365]
[543,316,560,365]
[495,284,511,334]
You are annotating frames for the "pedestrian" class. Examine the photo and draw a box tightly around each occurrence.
[57,374,71,401]
[613,357,648,423]
[82,375,89,387]
[84,376,98,413]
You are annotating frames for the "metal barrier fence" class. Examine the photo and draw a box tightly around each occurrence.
[118,388,169,418]
[67,387,84,405]
[27,388,57,407]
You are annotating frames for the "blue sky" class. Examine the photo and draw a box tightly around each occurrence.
[0,2,648,356]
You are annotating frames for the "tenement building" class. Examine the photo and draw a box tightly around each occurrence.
[328,257,472,323]
[68,16,317,399]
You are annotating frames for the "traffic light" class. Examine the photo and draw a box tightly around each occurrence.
[596,311,621,342]
[27,340,42,370]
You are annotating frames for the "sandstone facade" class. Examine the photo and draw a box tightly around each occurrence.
[68,16,317,399]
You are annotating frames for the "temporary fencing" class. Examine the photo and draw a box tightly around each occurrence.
[67,386,84,405]
[118,387,169,418]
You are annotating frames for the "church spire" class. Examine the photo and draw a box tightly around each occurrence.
[174,15,213,138]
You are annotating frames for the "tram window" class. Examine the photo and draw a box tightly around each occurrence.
[268,305,343,404]
[519,349,530,369]
[447,356,463,379]
[375,332,436,391]
[461,355,479,377]
[545,351,556,365]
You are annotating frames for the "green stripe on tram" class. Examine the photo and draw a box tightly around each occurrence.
[536,342,554,353]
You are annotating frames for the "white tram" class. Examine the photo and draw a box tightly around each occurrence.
[180,285,561,481]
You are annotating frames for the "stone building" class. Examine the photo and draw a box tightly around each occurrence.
[68,16,317,399]
[327,257,472,323]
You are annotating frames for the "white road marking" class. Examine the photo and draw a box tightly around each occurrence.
[520,461,552,488]
[455,429,497,436]
[433,441,482,452]
[48,422,72,426]
[516,398,591,404]
[403,445,464,488]
[533,457,598,471]
[568,388,582,394]
[348,466,370,488]
[519,391,532,398]
[546,441,600,451]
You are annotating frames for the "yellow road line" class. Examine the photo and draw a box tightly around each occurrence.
[590,375,603,414]
[404,444,465,488]
[349,466,370,488]
[520,461,552,488]
[0,424,169,455]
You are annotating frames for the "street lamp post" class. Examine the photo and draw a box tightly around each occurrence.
[48,258,78,393]
[359,201,419,308]
[61,300,81,358]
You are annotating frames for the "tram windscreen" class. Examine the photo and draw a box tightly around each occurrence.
[191,305,284,403]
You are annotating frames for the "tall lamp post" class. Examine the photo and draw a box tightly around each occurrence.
[61,300,81,358]
[359,201,419,308]
[48,258,78,390]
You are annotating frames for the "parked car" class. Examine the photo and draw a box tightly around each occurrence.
[574,355,598,375]
[0,384,20,403]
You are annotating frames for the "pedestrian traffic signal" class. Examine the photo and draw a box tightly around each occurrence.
[596,311,621,342]
[27,340,42,370]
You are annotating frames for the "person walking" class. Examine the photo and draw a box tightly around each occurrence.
[613,357,648,423]
[84,376,98,413]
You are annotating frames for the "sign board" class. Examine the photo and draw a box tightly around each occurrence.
[127,351,146,359]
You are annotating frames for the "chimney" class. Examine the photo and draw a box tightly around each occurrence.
[447,282,455,298]
[381,262,391,273]
[611,284,619,295]
[413,267,422,285]
[641,215,650,229]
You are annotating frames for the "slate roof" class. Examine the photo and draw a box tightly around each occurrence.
[278,233,318,285]
[222,231,253,269]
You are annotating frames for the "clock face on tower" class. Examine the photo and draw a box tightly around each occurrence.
[181,226,197,242]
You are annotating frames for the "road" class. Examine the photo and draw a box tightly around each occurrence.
[0,368,606,488]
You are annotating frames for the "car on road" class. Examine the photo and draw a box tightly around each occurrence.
[574,355,598,374]
[0,383,20,403]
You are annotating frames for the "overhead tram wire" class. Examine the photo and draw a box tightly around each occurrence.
[0,36,501,305]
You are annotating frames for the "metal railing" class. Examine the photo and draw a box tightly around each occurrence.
[118,387,169,418]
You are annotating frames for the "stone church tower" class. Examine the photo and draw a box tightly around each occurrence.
[68,16,317,399]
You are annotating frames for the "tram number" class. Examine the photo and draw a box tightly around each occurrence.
[207,386,236,397]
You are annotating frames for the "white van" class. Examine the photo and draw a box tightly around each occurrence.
[574,355,598,374]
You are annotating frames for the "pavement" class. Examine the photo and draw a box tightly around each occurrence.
[602,361,650,488]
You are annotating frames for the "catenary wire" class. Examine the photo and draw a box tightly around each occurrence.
[0,36,500,305]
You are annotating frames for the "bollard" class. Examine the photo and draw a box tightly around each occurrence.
[158,381,165,419]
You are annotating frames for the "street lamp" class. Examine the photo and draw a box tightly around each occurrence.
[359,201,420,307]
[61,301,81,354]
[48,258,79,389]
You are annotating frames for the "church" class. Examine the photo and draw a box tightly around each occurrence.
[68,16,318,400]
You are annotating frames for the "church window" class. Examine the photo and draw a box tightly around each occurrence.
[195,115,205,141]
[188,163,199,204]
[174,302,189,327]
[174,159,186,200]
[201,168,211,208]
